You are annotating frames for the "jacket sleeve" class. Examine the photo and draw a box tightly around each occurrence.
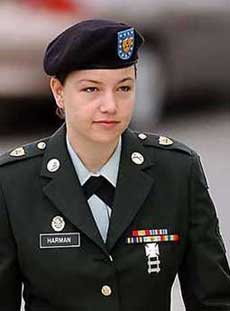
[178,154,230,311]
[0,182,22,311]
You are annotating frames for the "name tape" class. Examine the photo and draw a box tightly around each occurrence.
[40,232,80,249]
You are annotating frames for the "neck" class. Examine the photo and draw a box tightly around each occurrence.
[67,132,120,173]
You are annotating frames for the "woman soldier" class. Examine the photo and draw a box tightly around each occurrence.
[0,19,230,311]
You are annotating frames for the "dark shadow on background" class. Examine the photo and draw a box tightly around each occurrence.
[0,97,62,136]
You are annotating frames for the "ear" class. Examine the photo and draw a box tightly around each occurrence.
[50,77,64,109]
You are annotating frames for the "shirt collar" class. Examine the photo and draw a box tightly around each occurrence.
[66,135,122,187]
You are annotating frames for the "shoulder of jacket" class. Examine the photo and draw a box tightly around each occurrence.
[0,137,50,167]
[134,131,196,156]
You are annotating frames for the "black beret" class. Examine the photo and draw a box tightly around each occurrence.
[43,19,144,76]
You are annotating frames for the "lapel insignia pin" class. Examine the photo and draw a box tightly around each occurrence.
[10,147,25,157]
[131,152,144,165]
[145,243,161,274]
[159,136,173,146]
[51,216,65,232]
[47,159,60,173]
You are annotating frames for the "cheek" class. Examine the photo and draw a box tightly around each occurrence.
[121,99,135,116]
[65,103,96,128]
[62,94,86,117]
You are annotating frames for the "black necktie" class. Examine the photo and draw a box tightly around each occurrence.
[82,176,115,208]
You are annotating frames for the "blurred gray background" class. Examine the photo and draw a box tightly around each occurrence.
[0,1,229,310]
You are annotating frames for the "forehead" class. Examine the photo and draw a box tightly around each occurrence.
[66,66,136,84]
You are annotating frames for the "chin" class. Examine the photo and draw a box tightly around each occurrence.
[91,132,121,145]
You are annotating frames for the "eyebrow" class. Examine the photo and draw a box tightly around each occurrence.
[118,77,135,83]
[77,77,135,84]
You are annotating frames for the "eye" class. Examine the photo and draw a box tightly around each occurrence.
[118,85,131,92]
[82,87,98,93]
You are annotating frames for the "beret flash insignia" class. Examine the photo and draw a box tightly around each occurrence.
[117,28,135,60]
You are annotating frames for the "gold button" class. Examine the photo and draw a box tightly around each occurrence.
[101,285,112,296]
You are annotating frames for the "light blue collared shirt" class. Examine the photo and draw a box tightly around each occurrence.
[66,136,122,242]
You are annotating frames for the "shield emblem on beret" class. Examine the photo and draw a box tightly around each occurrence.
[117,28,135,60]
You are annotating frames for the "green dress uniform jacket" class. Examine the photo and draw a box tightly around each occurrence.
[0,125,230,311]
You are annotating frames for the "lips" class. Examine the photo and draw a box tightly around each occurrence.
[93,120,120,129]
[93,120,120,124]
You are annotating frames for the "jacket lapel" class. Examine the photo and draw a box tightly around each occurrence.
[40,125,107,253]
[107,129,155,251]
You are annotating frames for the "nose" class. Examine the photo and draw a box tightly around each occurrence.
[99,91,117,114]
